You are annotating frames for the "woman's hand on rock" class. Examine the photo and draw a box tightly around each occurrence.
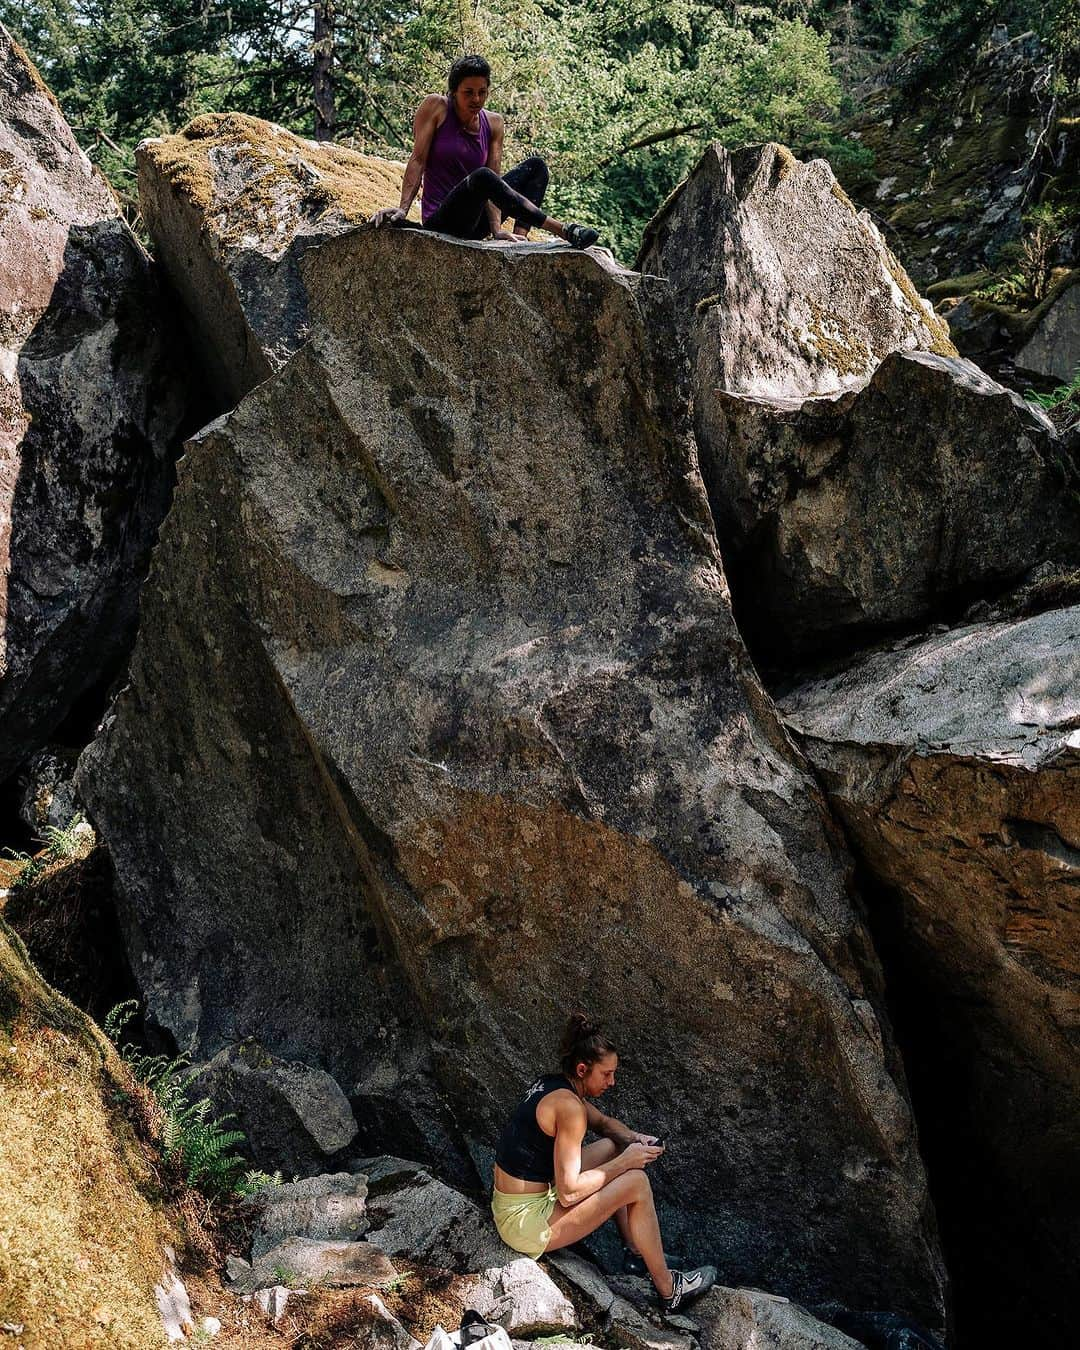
[371,207,406,228]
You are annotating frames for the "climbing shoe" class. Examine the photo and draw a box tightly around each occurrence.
[622,1247,685,1276]
[565,222,600,249]
[662,1265,718,1316]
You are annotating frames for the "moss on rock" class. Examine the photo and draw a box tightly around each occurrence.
[140,111,410,253]
[0,920,173,1347]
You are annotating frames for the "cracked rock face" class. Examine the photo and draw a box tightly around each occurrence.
[136,112,408,408]
[0,24,186,784]
[780,605,1080,1348]
[696,349,1078,669]
[79,228,944,1324]
[637,141,954,401]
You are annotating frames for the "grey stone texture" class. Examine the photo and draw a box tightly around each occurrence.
[637,141,954,401]
[1016,273,1080,385]
[697,349,1077,667]
[0,23,188,785]
[191,1042,358,1176]
[77,208,943,1325]
[230,1235,396,1294]
[780,605,1080,1347]
[250,1171,369,1259]
[135,112,409,408]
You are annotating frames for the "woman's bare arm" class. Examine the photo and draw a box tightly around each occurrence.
[584,1099,655,1146]
[553,1096,657,1206]
[484,112,513,239]
[373,94,443,225]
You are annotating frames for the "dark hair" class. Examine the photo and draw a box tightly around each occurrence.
[558,1013,617,1078]
[448,54,491,93]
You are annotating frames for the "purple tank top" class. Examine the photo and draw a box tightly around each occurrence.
[422,100,490,223]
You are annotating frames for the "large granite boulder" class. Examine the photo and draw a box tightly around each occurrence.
[636,141,954,401]
[78,227,944,1324]
[0,24,187,786]
[698,349,1077,669]
[780,606,1080,1349]
[136,111,409,407]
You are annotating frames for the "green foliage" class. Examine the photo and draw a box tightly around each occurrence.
[104,1000,254,1197]
[2,814,92,894]
[3,0,846,255]
[975,203,1074,305]
[1028,368,1080,430]
[236,1167,284,1197]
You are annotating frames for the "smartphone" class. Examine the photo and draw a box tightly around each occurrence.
[653,1136,666,1148]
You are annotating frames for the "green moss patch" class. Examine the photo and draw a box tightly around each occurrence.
[0,921,171,1347]
[142,112,411,251]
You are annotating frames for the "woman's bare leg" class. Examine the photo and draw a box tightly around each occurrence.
[580,1139,633,1251]
[545,1170,673,1298]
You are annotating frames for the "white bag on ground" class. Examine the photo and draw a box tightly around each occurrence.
[422,1319,514,1350]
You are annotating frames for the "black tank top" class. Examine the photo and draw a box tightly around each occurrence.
[495,1073,575,1182]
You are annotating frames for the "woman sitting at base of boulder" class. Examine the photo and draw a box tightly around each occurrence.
[371,54,599,249]
[492,1013,717,1315]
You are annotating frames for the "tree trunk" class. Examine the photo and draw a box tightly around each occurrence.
[314,0,335,142]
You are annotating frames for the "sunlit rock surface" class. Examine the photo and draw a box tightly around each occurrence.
[637,141,954,401]
[137,112,409,407]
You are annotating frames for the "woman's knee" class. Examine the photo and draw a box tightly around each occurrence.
[466,166,500,192]
[625,1169,652,1201]
[518,154,549,187]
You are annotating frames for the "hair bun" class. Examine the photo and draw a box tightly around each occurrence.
[558,1013,616,1076]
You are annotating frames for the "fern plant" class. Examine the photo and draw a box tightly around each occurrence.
[1028,368,1080,432]
[3,813,93,893]
[103,1001,261,1197]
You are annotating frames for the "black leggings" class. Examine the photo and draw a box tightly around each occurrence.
[423,156,550,240]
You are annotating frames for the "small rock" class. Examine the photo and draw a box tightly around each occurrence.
[155,1246,195,1341]
[470,1257,578,1337]
[225,1253,252,1283]
[692,1285,865,1348]
[198,1316,222,1337]
[230,1235,396,1294]
[253,1285,292,1323]
[250,1171,369,1259]
[607,1291,695,1350]
[354,1293,423,1350]
[190,1041,358,1174]
[547,1250,615,1315]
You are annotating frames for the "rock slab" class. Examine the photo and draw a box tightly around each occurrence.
[230,1235,395,1294]
[250,1171,369,1259]
[136,111,408,408]
[0,24,187,784]
[697,348,1077,668]
[637,141,954,401]
[781,606,1080,1349]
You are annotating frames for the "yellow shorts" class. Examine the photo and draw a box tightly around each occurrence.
[491,1185,558,1258]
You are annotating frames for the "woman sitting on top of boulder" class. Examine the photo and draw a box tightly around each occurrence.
[492,1013,717,1314]
[371,55,599,249]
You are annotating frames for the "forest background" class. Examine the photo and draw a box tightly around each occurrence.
[3,0,1078,261]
